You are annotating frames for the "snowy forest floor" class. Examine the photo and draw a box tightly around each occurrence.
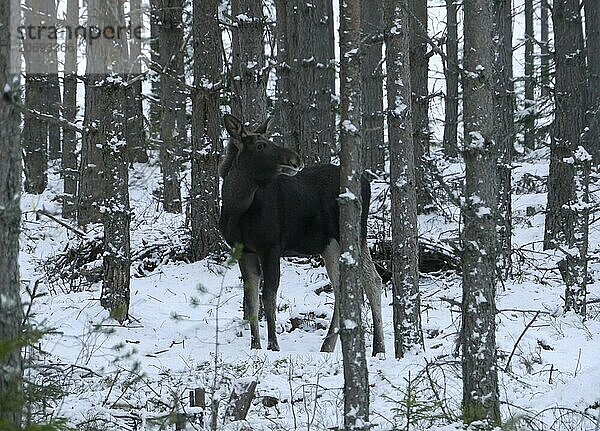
[19,150,600,431]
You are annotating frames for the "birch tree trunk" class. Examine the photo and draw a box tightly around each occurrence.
[361,0,385,172]
[545,0,589,316]
[386,0,423,359]
[191,0,223,261]
[443,0,459,159]
[494,0,514,279]
[0,1,24,423]
[461,0,501,424]
[339,0,369,428]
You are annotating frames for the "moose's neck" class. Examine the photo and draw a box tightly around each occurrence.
[221,168,260,217]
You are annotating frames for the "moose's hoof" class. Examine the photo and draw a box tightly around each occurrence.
[267,340,280,351]
[251,338,262,350]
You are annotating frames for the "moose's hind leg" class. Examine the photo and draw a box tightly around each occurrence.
[239,253,262,349]
[362,243,385,355]
[320,239,341,353]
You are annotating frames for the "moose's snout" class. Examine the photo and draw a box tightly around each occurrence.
[279,151,304,176]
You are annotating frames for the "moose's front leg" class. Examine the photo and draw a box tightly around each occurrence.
[261,250,281,351]
[239,253,262,349]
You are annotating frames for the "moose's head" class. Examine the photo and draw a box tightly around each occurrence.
[222,114,304,184]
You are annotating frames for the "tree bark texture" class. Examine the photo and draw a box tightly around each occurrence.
[158,0,185,213]
[126,0,149,164]
[584,0,600,163]
[22,0,49,193]
[523,0,535,150]
[493,0,514,280]
[339,0,370,429]
[191,0,223,261]
[62,0,79,219]
[461,0,501,425]
[386,0,423,359]
[361,0,385,172]
[443,0,459,159]
[540,0,551,99]
[0,1,24,422]
[230,0,267,127]
[409,0,432,211]
[545,0,589,316]
[275,0,335,165]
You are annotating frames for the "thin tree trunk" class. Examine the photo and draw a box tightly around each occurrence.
[361,0,385,172]
[545,0,589,316]
[540,0,550,99]
[386,0,423,359]
[126,0,149,164]
[494,0,514,279]
[443,0,459,158]
[45,0,62,161]
[158,0,185,213]
[409,0,432,211]
[276,0,335,165]
[149,0,161,143]
[461,0,501,425]
[231,0,267,126]
[191,0,222,261]
[22,0,48,194]
[100,79,131,323]
[523,0,535,150]
[62,0,79,218]
[0,2,24,423]
[339,0,369,428]
[584,0,600,163]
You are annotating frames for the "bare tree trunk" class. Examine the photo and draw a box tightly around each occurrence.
[275,0,335,165]
[79,27,107,225]
[584,0,600,163]
[493,0,514,279]
[386,0,423,359]
[62,0,79,219]
[545,0,589,317]
[339,0,369,428]
[230,0,267,126]
[0,2,24,422]
[44,0,62,161]
[461,0,501,425]
[523,0,535,150]
[409,0,432,212]
[100,79,131,323]
[149,0,161,143]
[81,0,132,322]
[191,0,222,261]
[361,0,385,172]
[443,0,459,159]
[126,0,149,164]
[22,0,48,194]
[540,0,551,99]
[158,0,185,213]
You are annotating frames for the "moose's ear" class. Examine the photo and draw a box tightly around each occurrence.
[223,114,245,140]
[254,116,273,136]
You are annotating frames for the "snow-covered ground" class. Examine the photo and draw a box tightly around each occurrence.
[18,153,600,430]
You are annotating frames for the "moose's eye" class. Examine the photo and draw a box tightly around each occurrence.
[256,142,265,151]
